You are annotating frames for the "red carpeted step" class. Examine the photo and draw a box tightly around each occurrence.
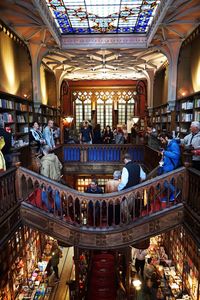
[87,252,116,300]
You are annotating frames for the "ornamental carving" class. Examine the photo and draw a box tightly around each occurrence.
[96,235,107,247]
[62,35,147,49]
[149,220,160,233]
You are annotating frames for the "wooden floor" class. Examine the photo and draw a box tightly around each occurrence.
[50,247,75,300]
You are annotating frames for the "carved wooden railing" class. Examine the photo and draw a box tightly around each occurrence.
[60,144,145,164]
[0,167,17,218]
[186,168,200,215]
[17,166,186,230]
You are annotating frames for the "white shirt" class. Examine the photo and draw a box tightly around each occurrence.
[134,249,147,261]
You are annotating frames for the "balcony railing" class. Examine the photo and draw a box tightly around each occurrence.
[17,166,186,230]
[0,167,17,218]
[187,168,200,215]
[60,144,145,164]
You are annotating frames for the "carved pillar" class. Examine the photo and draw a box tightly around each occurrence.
[74,246,80,298]
[28,43,43,103]
[160,41,182,106]
[125,247,132,299]
[15,168,22,200]
[144,69,155,109]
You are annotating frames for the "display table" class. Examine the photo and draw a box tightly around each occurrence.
[17,261,53,300]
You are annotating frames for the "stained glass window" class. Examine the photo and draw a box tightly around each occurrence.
[46,0,161,34]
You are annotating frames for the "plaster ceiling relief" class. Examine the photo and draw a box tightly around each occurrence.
[150,0,200,46]
[0,0,58,48]
[42,47,167,80]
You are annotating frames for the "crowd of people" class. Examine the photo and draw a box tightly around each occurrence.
[1,117,200,185]
[65,120,137,145]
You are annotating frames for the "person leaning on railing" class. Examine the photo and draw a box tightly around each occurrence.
[181,121,200,171]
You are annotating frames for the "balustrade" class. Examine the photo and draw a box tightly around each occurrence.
[0,167,17,218]
[62,144,145,164]
[17,166,186,230]
[187,168,200,215]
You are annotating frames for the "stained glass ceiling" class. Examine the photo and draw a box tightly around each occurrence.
[46,0,161,34]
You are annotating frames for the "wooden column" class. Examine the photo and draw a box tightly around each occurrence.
[74,246,80,299]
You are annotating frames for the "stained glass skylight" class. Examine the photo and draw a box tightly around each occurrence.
[46,0,161,34]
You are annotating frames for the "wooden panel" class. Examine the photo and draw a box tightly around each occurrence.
[20,203,183,249]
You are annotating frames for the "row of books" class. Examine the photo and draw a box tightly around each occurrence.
[0,112,14,122]
[0,99,14,109]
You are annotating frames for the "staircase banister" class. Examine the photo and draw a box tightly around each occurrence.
[17,166,186,202]
[0,166,16,178]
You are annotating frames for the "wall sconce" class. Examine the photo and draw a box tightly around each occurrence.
[132,117,139,124]
[63,116,74,128]
[63,116,74,123]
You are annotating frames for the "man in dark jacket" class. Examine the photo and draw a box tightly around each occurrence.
[118,153,146,191]
[85,179,103,226]
[0,119,12,168]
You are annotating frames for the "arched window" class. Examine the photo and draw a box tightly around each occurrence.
[74,91,92,128]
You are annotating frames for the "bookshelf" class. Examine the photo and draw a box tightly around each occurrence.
[34,104,61,128]
[0,93,61,148]
[149,103,173,133]
[175,91,200,138]
[0,92,34,147]
[163,227,200,300]
[149,91,200,137]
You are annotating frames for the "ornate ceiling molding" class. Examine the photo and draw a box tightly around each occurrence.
[61,34,147,50]
[32,0,61,47]
[147,0,175,46]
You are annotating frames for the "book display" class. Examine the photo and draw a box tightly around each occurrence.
[162,227,200,300]
[0,226,58,300]
[144,232,198,300]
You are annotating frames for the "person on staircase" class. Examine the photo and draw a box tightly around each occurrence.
[158,132,181,202]
[85,179,103,226]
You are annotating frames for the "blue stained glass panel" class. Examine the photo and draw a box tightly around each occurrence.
[46,0,161,34]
